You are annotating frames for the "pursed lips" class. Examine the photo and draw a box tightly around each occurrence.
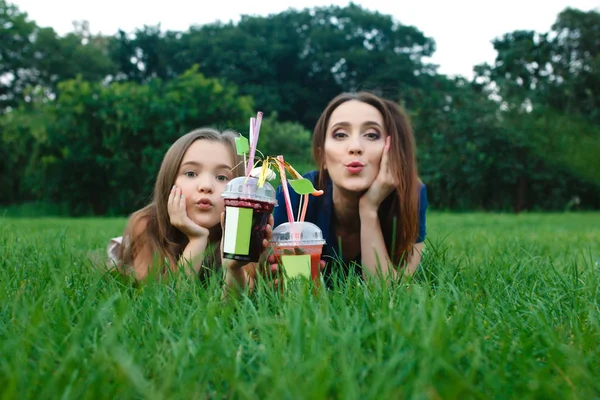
[196,198,213,209]
[344,161,365,174]
[345,161,365,168]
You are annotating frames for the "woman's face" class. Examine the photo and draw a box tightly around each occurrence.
[323,100,387,194]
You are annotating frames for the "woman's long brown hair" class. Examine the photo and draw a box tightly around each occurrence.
[119,128,244,276]
[312,92,420,265]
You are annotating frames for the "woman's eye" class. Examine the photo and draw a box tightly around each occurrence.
[184,171,197,178]
[333,131,347,139]
[365,132,381,140]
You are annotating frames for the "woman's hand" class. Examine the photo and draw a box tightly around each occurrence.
[359,136,397,213]
[168,185,210,240]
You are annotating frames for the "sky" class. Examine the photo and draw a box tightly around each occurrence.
[11,0,600,80]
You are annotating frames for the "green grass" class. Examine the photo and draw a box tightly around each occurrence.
[1,212,599,399]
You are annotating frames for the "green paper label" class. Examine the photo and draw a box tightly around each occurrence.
[282,254,311,279]
[223,206,252,255]
[235,136,249,155]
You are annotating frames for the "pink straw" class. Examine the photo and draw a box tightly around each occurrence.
[300,194,309,222]
[276,155,294,224]
[246,113,263,175]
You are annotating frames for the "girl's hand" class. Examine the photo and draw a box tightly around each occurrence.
[360,136,397,213]
[168,185,210,240]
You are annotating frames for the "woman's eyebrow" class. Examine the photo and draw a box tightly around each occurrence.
[330,121,351,130]
[330,121,382,129]
[362,121,383,128]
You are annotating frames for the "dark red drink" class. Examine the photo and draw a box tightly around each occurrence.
[222,177,278,263]
[222,198,275,262]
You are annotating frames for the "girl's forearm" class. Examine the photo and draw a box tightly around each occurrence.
[178,237,209,276]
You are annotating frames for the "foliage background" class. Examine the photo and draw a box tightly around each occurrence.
[1,1,599,215]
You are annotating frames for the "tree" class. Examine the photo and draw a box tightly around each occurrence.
[475,8,600,122]
[108,3,436,129]
[18,67,253,215]
[0,1,116,111]
[0,0,37,110]
[470,7,600,210]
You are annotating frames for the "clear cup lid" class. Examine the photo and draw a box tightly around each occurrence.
[221,176,278,205]
[270,221,326,246]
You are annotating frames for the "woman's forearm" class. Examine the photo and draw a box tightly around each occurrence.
[359,207,397,280]
[403,242,424,277]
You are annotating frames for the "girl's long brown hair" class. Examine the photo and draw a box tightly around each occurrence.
[119,128,244,275]
[312,92,421,265]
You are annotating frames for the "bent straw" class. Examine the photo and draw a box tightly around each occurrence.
[300,194,309,222]
[245,119,254,175]
[296,194,303,223]
[276,155,294,224]
[246,117,255,175]
[246,112,263,175]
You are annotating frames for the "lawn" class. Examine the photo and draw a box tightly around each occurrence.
[1,212,599,399]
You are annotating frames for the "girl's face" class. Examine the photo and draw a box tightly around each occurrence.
[174,140,234,230]
[323,100,388,194]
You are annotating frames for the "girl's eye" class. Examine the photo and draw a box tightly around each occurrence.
[216,175,229,182]
[184,171,197,178]
[365,132,381,140]
[333,131,347,139]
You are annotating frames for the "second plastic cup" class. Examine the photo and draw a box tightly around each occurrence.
[222,176,278,262]
[270,221,326,283]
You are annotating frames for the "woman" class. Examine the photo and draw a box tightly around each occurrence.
[273,92,427,286]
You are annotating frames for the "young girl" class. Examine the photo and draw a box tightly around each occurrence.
[107,128,245,281]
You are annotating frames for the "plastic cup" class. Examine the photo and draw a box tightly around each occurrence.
[221,176,278,262]
[270,221,326,284]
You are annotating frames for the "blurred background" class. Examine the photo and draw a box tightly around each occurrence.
[1,0,598,217]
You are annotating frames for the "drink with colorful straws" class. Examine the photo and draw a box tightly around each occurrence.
[270,221,325,283]
[222,111,326,272]
[221,112,278,262]
[269,155,326,285]
[221,176,277,262]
